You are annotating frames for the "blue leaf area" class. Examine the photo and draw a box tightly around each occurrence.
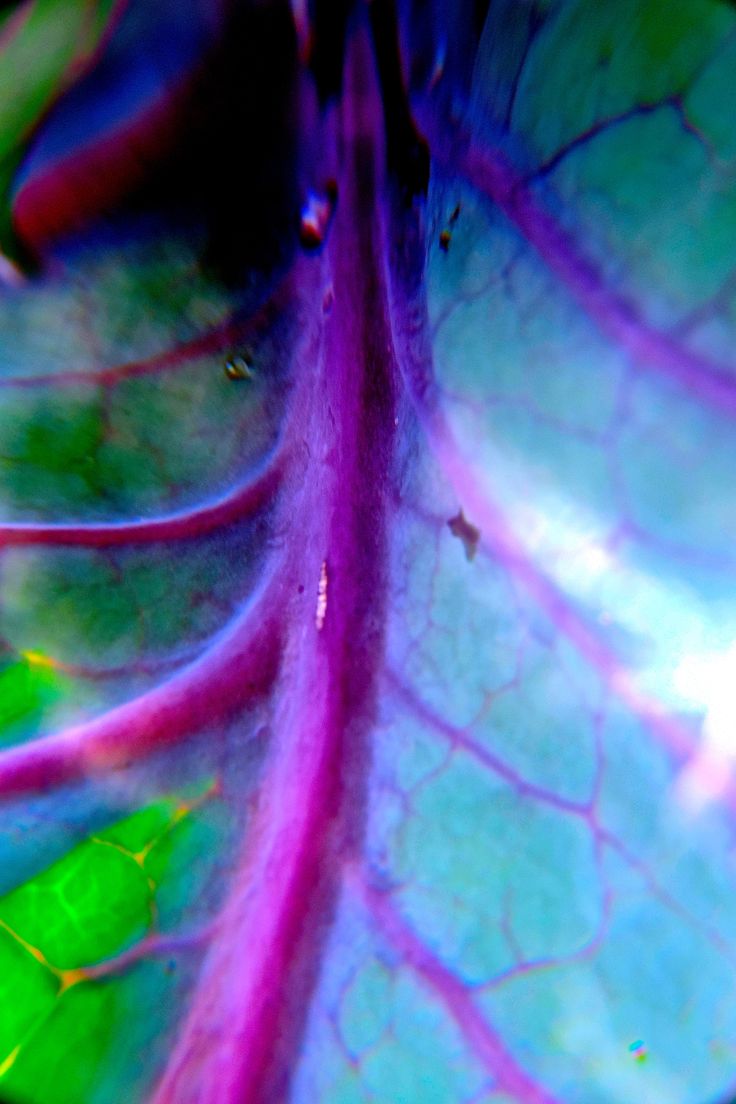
[0,2,732,1103]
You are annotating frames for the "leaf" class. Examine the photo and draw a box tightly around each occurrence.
[0,0,121,261]
[0,786,213,1104]
[0,648,64,743]
[0,2,735,1103]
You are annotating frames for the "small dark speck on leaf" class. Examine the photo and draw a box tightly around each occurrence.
[165,960,177,975]
[439,204,461,252]
[224,353,255,381]
[298,584,304,594]
[448,509,481,561]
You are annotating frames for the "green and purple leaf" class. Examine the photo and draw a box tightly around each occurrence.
[0,1,734,1102]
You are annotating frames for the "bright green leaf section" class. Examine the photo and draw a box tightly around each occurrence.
[0,650,64,746]
[0,0,118,256]
[0,789,207,1101]
[0,839,153,971]
[0,936,55,1073]
[96,801,182,856]
[1,983,116,1104]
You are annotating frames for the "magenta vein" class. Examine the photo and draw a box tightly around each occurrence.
[425,116,736,416]
[0,567,283,797]
[0,449,282,548]
[352,870,565,1104]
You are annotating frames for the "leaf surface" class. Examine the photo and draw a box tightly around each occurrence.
[0,2,735,1104]
[0,787,216,1104]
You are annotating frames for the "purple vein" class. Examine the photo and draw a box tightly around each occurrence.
[386,668,589,816]
[81,925,212,981]
[0,266,292,390]
[352,869,565,1104]
[423,114,736,416]
[430,408,698,761]
[524,97,707,184]
[383,190,717,790]
[0,448,283,549]
[154,29,397,1101]
[0,565,284,798]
